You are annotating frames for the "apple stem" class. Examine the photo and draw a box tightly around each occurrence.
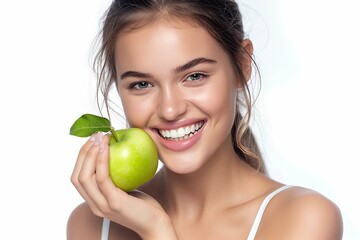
[110,127,120,142]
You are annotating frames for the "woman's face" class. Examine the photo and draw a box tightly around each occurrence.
[115,19,240,174]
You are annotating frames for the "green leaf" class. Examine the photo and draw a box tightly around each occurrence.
[69,113,111,137]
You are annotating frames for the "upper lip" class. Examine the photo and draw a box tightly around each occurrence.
[152,119,206,131]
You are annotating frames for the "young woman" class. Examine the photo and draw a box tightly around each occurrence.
[67,1,343,239]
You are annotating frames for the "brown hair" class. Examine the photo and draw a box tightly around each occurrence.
[93,0,266,173]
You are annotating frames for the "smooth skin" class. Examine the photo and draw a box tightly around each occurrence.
[68,18,343,240]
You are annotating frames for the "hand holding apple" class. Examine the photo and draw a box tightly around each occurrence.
[70,114,158,192]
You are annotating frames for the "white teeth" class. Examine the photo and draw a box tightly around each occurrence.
[177,127,185,137]
[164,130,171,138]
[170,130,177,138]
[185,126,191,135]
[159,122,203,140]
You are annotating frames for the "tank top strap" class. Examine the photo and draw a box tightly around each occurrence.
[100,186,293,240]
[247,185,294,240]
[101,218,110,240]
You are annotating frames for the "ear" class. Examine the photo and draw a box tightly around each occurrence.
[239,39,254,83]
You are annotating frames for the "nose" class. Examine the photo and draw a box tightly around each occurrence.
[157,86,187,121]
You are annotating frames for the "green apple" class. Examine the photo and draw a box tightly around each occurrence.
[70,114,158,192]
[108,128,158,192]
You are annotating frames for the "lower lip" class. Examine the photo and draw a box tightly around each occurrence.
[156,124,205,152]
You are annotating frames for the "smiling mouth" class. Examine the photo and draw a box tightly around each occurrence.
[157,121,204,141]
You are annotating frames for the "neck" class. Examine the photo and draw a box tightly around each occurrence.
[159,141,255,220]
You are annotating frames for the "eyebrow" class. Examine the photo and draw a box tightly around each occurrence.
[120,71,151,80]
[119,57,217,80]
[173,57,217,74]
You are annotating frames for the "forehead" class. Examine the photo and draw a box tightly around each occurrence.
[114,18,228,73]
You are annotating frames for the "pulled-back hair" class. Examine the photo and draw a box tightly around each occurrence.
[93,0,266,173]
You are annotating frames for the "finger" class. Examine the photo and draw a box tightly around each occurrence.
[70,136,99,207]
[71,133,103,185]
[78,143,110,216]
[129,190,163,209]
[95,135,111,188]
[72,133,105,216]
[95,136,128,207]
[74,143,104,216]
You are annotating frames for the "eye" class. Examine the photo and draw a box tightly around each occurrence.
[128,81,153,90]
[186,73,208,82]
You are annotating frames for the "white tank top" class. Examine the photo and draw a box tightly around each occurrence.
[101,185,293,240]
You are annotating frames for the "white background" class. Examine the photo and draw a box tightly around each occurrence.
[0,0,359,239]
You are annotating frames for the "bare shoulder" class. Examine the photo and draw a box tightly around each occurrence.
[67,202,141,240]
[67,202,103,240]
[259,186,343,240]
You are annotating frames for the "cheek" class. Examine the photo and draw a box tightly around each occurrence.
[119,93,155,128]
[192,81,237,118]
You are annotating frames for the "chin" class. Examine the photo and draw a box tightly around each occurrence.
[160,155,204,175]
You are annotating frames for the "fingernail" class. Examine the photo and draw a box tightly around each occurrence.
[99,144,105,153]
[98,136,107,153]
[90,132,103,145]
